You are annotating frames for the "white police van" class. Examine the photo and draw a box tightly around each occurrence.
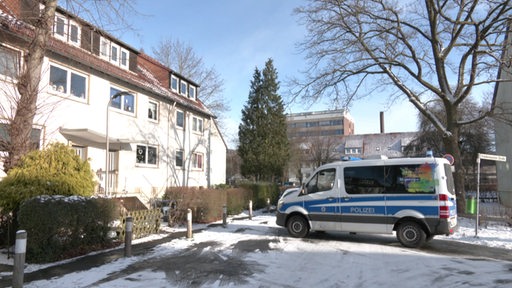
[276,157,458,248]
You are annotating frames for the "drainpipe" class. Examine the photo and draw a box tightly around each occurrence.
[207,117,212,188]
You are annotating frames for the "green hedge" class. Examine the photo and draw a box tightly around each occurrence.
[18,196,119,263]
[163,184,278,224]
[239,182,280,209]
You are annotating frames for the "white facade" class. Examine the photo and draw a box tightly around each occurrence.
[0,3,227,205]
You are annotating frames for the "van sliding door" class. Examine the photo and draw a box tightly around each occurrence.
[342,166,388,233]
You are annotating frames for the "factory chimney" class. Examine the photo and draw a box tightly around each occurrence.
[380,111,385,133]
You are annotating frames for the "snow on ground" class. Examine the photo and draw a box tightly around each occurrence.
[1,212,512,287]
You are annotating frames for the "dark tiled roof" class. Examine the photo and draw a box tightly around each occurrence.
[0,7,214,118]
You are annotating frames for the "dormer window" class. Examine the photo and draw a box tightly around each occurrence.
[99,37,129,70]
[180,80,187,96]
[111,44,118,63]
[171,75,178,91]
[121,50,129,68]
[188,85,196,100]
[53,14,81,46]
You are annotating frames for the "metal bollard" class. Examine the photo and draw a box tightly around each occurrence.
[266,198,270,213]
[249,200,253,220]
[13,230,27,288]
[186,208,193,239]
[124,216,133,257]
[222,204,227,227]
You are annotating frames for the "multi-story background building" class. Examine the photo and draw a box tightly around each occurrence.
[286,109,417,184]
[286,109,354,139]
[0,1,227,205]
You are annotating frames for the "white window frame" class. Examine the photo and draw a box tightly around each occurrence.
[188,85,196,100]
[171,75,179,91]
[100,37,110,60]
[148,100,158,121]
[53,14,81,47]
[192,152,204,170]
[176,150,184,167]
[120,48,129,69]
[109,86,135,114]
[48,63,88,100]
[136,144,158,166]
[54,14,67,41]
[176,110,184,128]
[192,116,203,133]
[68,19,81,46]
[99,37,129,69]
[110,43,119,64]
[0,45,20,79]
[180,80,187,96]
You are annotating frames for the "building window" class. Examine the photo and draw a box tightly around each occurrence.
[171,75,178,91]
[72,146,87,161]
[0,46,19,78]
[345,148,361,155]
[49,64,87,99]
[136,144,157,165]
[110,87,135,113]
[100,38,109,59]
[53,14,80,46]
[176,150,183,167]
[192,116,203,133]
[148,101,158,121]
[69,23,79,44]
[100,37,129,69]
[188,85,196,99]
[176,110,184,128]
[121,49,129,68]
[0,123,41,151]
[54,16,66,38]
[180,81,187,96]
[111,44,118,63]
[192,153,203,169]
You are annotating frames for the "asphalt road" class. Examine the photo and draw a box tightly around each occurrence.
[1,224,511,287]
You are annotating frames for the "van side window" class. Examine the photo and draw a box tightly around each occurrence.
[344,164,436,195]
[306,168,336,194]
[344,166,386,194]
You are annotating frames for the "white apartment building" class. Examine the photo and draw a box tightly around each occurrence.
[0,1,227,204]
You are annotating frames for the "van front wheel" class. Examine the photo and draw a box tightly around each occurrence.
[396,221,426,248]
[287,215,309,238]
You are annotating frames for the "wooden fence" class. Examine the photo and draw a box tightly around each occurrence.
[118,209,162,240]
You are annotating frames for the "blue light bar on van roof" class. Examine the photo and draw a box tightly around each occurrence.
[341,156,362,161]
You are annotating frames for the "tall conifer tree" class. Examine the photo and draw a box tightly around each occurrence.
[238,59,289,181]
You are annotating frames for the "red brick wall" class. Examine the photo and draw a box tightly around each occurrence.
[0,0,21,17]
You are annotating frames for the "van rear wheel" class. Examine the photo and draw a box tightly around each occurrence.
[396,221,426,248]
[287,215,309,238]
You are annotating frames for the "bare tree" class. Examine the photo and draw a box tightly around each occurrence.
[152,38,229,124]
[292,0,512,211]
[303,136,339,169]
[404,98,494,168]
[2,0,136,172]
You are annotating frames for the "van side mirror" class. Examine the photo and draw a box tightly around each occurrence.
[300,185,307,195]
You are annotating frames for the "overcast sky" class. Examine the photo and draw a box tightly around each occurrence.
[121,0,419,147]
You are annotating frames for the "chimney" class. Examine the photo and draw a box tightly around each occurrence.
[380,111,385,133]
